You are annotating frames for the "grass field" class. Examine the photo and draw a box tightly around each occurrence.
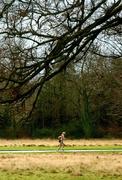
[0,139,122,180]
[0,138,122,151]
[0,138,122,146]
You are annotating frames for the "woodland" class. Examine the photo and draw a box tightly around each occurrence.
[0,0,121,138]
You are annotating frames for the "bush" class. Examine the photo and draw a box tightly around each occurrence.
[57,122,83,139]
[30,120,84,139]
[32,128,55,138]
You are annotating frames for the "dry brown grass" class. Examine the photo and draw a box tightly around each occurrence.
[0,139,122,178]
[0,153,122,176]
[0,138,122,146]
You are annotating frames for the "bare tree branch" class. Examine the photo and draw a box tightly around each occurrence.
[0,0,121,115]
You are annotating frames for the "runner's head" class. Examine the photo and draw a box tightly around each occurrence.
[62,132,66,135]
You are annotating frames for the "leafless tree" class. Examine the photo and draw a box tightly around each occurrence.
[0,0,121,116]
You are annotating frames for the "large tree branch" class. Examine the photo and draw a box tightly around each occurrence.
[0,0,121,110]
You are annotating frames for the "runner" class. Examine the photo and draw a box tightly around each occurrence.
[58,132,66,151]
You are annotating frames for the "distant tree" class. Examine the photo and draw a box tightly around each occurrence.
[0,0,121,117]
[35,67,78,127]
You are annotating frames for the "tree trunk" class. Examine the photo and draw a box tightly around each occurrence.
[81,90,93,138]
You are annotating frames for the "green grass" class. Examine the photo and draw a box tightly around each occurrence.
[0,145,121,151]
[0,169,121,180]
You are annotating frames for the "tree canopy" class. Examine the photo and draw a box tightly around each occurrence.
[0,0,122,114]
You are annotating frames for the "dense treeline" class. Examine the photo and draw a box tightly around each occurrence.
[0,0,122,138]
[32,56,122,138]
[0,56,121,138]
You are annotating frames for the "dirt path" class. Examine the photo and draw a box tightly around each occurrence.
[0,149,122,153]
